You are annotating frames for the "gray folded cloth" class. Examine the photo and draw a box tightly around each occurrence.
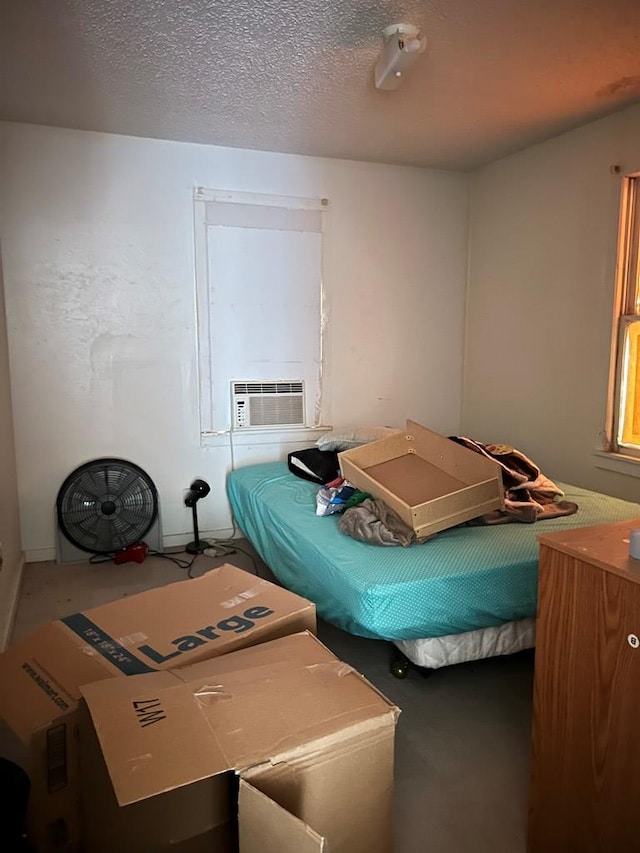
[338,498,416,547]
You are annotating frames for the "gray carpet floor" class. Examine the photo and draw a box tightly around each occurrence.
[4,542,534,852]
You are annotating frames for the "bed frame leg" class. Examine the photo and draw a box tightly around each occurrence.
[389,644,432,679]
[389,644,411,679]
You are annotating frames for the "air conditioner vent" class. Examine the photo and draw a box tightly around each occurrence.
[232,380,305,429]
[232,381,303,396]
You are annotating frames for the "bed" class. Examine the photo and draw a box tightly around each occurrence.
[227,461,640,674]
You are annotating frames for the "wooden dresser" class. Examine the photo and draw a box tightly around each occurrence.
[528,518,640,853]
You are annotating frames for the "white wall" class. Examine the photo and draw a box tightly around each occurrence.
[0,122,470,559]
[464,103,640,501]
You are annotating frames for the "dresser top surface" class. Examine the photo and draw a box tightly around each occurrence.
[538,519,640,581]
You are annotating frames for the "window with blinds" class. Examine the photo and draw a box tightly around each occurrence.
[609,175,640,455]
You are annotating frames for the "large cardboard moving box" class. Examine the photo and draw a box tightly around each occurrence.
[339,419,504,538]
[0,565,315,852]
[79,631,399,853]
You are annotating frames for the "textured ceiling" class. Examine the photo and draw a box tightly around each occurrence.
[2,0,640,170]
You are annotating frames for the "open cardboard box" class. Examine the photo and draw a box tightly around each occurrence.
[0,565,315,852]
[339,419,504,538]
[79,631,399,853]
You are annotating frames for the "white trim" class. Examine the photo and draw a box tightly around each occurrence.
[194,187,329,210]
[593,450,640,478]
[200,425,329,449]
[231,425,329,443]
[162,528,239,548]
[24,547,56,563]
[194,193,213,433]
[27,533,242,563]
[0,553,25,650]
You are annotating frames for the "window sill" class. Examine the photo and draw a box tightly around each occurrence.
[593,450,640,478]
[201,425,330,449]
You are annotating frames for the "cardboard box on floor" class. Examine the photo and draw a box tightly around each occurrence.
[339,419,504,538]
[0,565,315,853]
[79,630,399,853]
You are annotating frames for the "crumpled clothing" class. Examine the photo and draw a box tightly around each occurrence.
[338,498,416,547]
[316,480,357,516]
[449,436,578,524]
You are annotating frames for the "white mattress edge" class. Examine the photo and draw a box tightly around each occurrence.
[394,618,536,669]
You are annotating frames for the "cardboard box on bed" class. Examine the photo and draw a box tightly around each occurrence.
[0,564,315,853]
[339,419,504,539]
[79,630,399,853]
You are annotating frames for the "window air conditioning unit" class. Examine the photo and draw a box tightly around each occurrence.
[231,381,305,429]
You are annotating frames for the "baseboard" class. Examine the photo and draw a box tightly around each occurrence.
[162,528,238,549]
[24,546,56,563]
[25,530,239,563]
[0,552,25,651]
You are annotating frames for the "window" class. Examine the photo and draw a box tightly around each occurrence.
[608,174,640,458]
[193,189,327,439]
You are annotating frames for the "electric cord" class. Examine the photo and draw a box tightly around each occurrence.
[150,541,258,579]
[147,549,200,573]
[200,511,260,576]
[88,549,200,573]
[202,539,259,576]
[87,515,259,579]
[88,554,115,565]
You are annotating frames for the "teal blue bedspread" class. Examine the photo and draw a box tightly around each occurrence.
[227,462,640,640]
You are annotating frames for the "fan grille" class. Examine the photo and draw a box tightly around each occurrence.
[56,458,158,554]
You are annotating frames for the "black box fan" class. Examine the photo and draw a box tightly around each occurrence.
[56,457,162,560]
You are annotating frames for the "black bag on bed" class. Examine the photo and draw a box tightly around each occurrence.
[287,448,340,484]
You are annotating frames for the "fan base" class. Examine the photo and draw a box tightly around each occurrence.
[185,539,212,555]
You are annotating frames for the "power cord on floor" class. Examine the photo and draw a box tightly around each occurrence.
[200,514,260,577]
[88,554,115,565]
[87,517,259,580]
[89,548,201,576]
[147,542,258,579]
[202,539,259,576]
[147,550,200,575]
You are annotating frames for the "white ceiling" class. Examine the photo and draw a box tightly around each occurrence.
[2,0,640,170]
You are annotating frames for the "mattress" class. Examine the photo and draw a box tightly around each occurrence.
[227,461,640,641]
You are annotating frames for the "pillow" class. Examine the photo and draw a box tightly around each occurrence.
[315,425,401,452]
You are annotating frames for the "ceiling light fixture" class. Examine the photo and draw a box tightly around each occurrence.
[374,23,426,91]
